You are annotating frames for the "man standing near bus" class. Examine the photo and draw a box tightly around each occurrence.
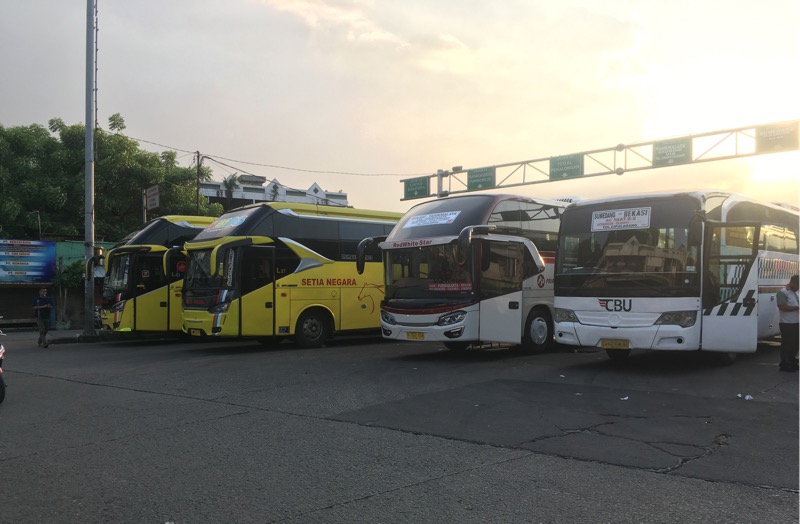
[776,275,799,372]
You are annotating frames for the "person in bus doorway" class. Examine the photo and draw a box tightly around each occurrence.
[33,287,55,348]
[776,274,799,372]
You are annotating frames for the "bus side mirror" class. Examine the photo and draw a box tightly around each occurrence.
[688,221,702,246]
[356,237,374,275]
[457,228,473,266]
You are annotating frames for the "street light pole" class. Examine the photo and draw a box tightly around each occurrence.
[83,0,97,338]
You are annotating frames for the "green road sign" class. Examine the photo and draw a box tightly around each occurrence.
[467,167,496,191]
[756,122,799,152]
[653,137,692,166]
[404,176,430,199]
[549,154,583,179]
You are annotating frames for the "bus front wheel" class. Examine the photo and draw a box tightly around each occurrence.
[444,341,470,352]
[295,309,330,348]
[521,308,553,354]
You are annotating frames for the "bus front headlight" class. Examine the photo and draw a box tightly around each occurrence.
[655,311,696,328]
[555,308,577,323]
[209,302,230,314]
[437,311,466,326]
[381,311,397,325]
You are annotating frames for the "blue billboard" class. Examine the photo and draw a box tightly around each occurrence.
[0,239,57,285]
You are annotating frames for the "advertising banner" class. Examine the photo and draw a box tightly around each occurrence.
[0,239,57,284]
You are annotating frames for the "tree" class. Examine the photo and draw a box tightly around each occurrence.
[0,117,221,243]
[108,113,126,133]
[222,173,240,211]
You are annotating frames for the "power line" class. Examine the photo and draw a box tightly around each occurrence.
[124,134,428,177]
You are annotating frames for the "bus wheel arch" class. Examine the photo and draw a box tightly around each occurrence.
[522,307,554,353]
[294,307,333,348]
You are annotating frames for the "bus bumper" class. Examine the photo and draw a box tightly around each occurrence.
[555,322,700,351]
[380,309,480,343]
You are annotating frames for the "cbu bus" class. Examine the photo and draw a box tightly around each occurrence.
[100,215,216,333]
[357,194,565,352]
[181,203,401,347]
[553,190,800,360]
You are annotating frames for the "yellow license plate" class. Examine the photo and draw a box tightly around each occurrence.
[406,332,425,340]
[188,328,203,337]
[601,339,629,350]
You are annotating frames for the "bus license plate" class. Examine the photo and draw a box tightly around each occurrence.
[406,332,425,341]
[601,339,629,350]
[188,328,203,337]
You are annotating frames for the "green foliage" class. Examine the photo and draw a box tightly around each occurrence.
[53,260,85,288]
[0,117,221,242]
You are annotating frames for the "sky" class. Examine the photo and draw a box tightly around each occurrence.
[1,0,798,214]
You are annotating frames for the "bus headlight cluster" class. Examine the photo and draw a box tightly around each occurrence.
[654,310,696,328]
[437,311,466,326]
[555,308,578,323]
[110,301,126,313]
[209,302,231,314]
[381,311,397,325]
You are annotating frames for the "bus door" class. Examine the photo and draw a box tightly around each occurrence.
[478,240,525,344]
[164,250,188,332]
[701,223,760,351]
[132,253,169,331]
[238,246,277,338]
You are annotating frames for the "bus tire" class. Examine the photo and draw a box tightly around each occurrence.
[294,309,330,349]
[521,308,553,354]
[444,341,470,352]
[0,375,5,404]
[605,349,630,361]
[714,351,737,365]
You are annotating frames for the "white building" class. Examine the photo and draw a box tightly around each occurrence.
[200,174,349,209]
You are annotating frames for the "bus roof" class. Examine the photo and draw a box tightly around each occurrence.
[227,202,402,222]
[563,190,800,220]
[385,193,565,244]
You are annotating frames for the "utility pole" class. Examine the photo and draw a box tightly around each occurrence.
[196,151,202,214]
[83,0,97,338]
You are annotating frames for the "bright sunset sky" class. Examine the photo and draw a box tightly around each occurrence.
[1,0,798,213]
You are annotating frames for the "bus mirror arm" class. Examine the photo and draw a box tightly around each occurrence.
[457,226,496,265]
[356,236,385,275]
[688,212,704,246]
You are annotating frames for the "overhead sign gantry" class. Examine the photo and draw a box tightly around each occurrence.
[401,119,799,200]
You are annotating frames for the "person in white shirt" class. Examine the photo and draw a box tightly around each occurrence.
[776,275,799,372]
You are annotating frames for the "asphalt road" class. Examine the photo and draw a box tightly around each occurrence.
[0,330,797,523]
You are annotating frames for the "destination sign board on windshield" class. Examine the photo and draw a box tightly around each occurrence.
[591,207,651,231]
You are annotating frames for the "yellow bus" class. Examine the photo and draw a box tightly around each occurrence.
[100,215,216,333]
[181,203,401,347]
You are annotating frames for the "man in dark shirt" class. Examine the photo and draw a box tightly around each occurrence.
[33,288,54,348]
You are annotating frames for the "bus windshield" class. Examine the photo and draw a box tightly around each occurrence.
[385,243,474,302]
[184,249,227,296]
[105,254,131,291]
[556,197,701,297]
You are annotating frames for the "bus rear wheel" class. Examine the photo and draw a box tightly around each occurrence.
[521,308,553,354]
[295,309,330,349]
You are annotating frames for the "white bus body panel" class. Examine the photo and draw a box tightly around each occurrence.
[479,290,524,344]
[381,304,480,343]
[554,297,702,351]
[700,261,759,353]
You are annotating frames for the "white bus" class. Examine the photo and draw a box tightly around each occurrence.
[357,194,565,352]
[553,190,799,360]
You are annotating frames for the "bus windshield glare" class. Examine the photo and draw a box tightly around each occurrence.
[384,243,474,301]
[556,198,701,297]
